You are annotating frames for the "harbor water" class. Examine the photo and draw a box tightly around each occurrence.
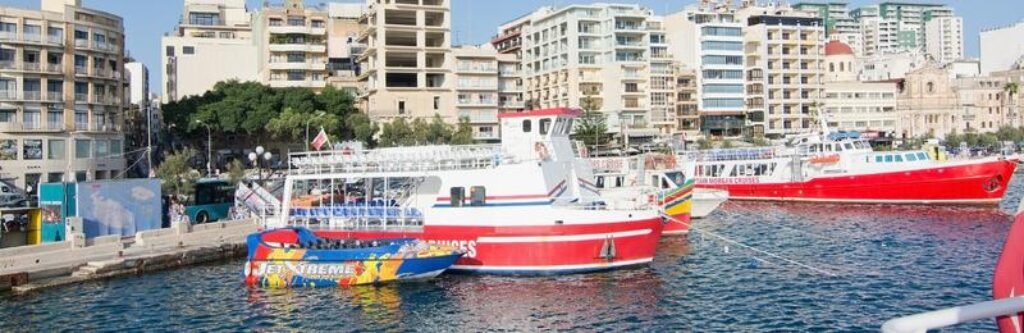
[2,177,1022,331]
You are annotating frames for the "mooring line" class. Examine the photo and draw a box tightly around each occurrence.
[665,214,838,277]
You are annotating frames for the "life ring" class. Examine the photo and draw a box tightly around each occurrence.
[535,142,550,161]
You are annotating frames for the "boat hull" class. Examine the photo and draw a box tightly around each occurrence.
[692,188,729,218]
[244,229,463,288]
[316,217,664,275]
[697,158,1018,205]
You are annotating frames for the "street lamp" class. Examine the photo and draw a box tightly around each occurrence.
[305,111,327,151]
[195,119,212,176]
[249,145,272,182]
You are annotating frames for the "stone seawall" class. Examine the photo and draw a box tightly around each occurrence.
[0,219,258,293]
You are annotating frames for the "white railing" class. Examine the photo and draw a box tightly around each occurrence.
[289,144,509,175]
[882,297,1024,333]
[681,147,784,162]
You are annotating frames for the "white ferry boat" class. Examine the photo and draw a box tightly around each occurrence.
[269,108,665,274]
[680,132,1018,206]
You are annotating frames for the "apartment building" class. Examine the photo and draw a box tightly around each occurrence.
[743,12,825,139]
[519,4,657,138]
[674,66,700,138]
[852,2,953,57]
[496,52,524,114]
[647,17,676,136]
[125,61,148,106]
[821,40,898,136]
[858,51,925,81]
[924,16,963,65]
[161,0,257,103]
[357,0,453,122]
[0,0,128,191]
[253,0,329,90]
[325,3,365,93]
[452,45,499,142]
[666,5,746,138]
[793,2,862,55]
[980,21,1024,75]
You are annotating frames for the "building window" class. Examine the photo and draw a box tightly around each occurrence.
[433,96,440,110]
[47,172,63,183]
[0,139,16,160]
[75,139,91,159]
[48,139,65,160]
[188,12,220,26]
[397,100,406,114]
[75,171,86,182]
[165,46,174,57]
[23,139,42,160]
[927,82,934,93]
[183,46,195,55]
[110,140,121,157]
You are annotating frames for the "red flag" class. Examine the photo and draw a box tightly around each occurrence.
[311,128,329,151]
[994,208,1024,332]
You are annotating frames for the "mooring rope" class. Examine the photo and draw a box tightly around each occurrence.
[664,214,838,277]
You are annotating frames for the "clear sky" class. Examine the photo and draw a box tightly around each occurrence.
[3,0,1021,98]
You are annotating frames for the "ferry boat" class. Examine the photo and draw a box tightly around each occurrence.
[680,132,1018,206]
[269,108,665,275]
[244,227,464,288]
[589,154,728,234]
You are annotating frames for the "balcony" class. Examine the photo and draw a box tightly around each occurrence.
[74,39,89,48]
[74,93,88,102]
[23,34,41,43]
[499,100,524,109]
[45,63,62,73]
[74,66,87,75]
[45,92,63,102]
[473,130,499,140]
[0,90,17,100]
[0,61,15,70]
[47,35,63,45]
[268,61,328,71]
[268,43,327,53]
[0,31,15,41]
[267,80,327,89]
[23,91,42,101]
[268,25,325,35]
[0,121,63,133]
[456,98,498,107]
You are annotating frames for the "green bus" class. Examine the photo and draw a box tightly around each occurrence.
[186,179,235,223]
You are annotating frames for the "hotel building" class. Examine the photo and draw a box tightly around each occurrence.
[0,0,128,191]
[161,0,257,103]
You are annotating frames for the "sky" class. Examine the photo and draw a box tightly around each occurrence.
[4,0,1022,98]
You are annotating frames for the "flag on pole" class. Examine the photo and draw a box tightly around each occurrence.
[311,128,329,151]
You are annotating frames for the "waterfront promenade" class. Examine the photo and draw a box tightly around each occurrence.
[0,219,257,293]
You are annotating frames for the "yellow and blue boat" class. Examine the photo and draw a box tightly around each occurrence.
[243,227,464,288]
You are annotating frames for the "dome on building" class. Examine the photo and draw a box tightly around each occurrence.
[825,40,855,56]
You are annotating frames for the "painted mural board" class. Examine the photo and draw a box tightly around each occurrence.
[76,179,161,238]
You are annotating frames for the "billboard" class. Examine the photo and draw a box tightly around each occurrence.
[76,179,161,238]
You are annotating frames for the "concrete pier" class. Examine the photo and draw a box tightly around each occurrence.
[0,219,258,293]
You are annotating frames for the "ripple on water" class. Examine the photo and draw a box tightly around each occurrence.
[2,176,1022,331]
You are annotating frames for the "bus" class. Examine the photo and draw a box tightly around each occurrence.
[185,179,235,223]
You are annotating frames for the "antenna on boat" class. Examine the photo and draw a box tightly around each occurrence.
[662,214,837,277]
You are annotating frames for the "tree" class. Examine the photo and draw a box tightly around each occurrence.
[227,159,246,185]
[379,118,415,147]
[450,118,474,145]
[572,96,610,149]
[696,138,713,150]
[156,149,199,199]
[347,113,378,146]
[720,140,734,149]
[265,108,341,142]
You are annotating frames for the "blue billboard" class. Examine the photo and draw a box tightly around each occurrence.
[76,179,162,238]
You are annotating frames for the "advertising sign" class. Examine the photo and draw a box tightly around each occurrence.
[77,179,162,238]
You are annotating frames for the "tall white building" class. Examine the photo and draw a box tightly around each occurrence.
[161,0,257,103]
[793,2,862,55]
[452,45,499,142]
[666,5,746,138]
[852,2,953,57]
[742,11,826,138]
[924,16,963,64]
[357,0,454,121]
[519,4,658,136]
[980,21,1024,75]
[124,62,148,106]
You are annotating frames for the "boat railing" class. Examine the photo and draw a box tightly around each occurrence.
[680,147,783,162]
[881,296,1024,333]
[285,201,425,231]
[288,144,509,175]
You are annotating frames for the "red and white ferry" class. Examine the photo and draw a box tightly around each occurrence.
[681,133,1018,205]
[269,108,664,275]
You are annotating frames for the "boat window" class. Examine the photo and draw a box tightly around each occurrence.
[470,186,486,206]
[450,187,465,207]
[665,171,685,186]
[825,144,833,152]
[884,155,893,163]
[596,176,605,189]
[523,120,532,133]
[615,176,623,187]
[539,118,552,135]
[906,153,918,162]
[563,118,574,135]
[652,175,661,188]
[843,143,854,150]
[809,144,820,153]
[894,155,904,162]
[661,176,672,189]
[856,141,870,149]
[917,152,928,160]
[875,155,883,163]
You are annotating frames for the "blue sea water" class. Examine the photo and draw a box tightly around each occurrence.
[2,177,1022,332]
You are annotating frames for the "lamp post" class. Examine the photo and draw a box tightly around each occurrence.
[195,120,212,176]
[248,145,272,183]
[305,111,327,151]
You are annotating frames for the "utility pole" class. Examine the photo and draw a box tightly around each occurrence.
[146,102,153,177]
